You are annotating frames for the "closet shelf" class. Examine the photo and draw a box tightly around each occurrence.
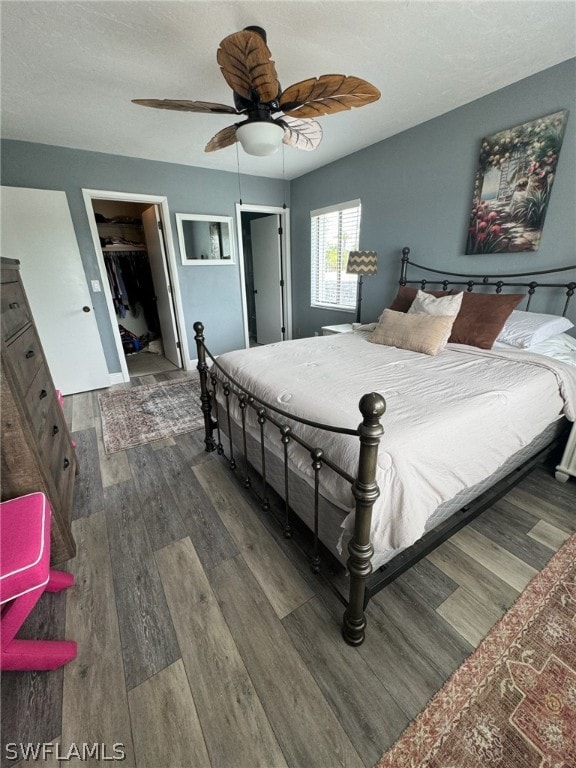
[102,244,147,252]
[96,218,143,228]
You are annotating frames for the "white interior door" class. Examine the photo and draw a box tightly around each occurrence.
[141,206,182,367]
[1,186,110,394]
[251,215,284,345]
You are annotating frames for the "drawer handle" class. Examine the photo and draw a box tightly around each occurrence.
[9,302,20,309]
[39,389,48,400]
[63,458,70,470]
[52,425,60,436]
[25,349,35,359]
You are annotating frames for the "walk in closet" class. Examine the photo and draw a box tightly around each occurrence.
[91,200,180,377]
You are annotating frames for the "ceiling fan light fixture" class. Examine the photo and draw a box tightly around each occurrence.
[236,121,284,156]
[133,27,381,157]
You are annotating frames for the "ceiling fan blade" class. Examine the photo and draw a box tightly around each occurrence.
[280,117,323,151]
[204,124,238,153]
[279,75,380,118]
[132,99,239,114]
[217,29,280,104]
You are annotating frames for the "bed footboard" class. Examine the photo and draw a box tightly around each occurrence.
[342,392,385,645]
[193,321,385,646]
[194,322,217,453]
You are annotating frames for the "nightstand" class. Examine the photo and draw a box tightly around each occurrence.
[555,422,576,482]
[321,323,354,336]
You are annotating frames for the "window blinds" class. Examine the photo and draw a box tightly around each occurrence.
[310,199,361,311]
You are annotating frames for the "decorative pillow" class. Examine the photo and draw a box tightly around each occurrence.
[449,292,525,349]
[370,309,456,356]
[388,286,453,313]
[408,289,463,317]
[494,310,574,348]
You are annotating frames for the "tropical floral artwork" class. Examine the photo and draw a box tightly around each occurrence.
[465,110,568,254]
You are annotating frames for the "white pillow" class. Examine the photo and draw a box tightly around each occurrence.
[407,289,463,317]
[493,332,576,366]
[528,332,576,366]
[495,310,574,348]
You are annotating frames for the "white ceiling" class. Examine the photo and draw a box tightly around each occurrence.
[1,1,574,180]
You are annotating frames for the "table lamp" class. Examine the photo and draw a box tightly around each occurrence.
[346,251,378,323]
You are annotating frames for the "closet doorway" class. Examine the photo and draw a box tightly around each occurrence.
[84,190,188,383]
[236,204,292,348]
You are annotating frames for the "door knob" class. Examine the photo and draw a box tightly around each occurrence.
[82,306,91,313]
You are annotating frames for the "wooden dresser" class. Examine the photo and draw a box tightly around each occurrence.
[1,258,77,564]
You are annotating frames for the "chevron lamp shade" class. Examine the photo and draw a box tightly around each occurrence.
[346,251,378,275]
[347,251,377,323]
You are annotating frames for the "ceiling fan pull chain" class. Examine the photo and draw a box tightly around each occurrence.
[235,142,243,205]
[282,143,287,209]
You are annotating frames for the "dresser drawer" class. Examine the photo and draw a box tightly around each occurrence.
[53,437,76,501]
[1,279,30,341]
[5,324,44,393]
[25,364,55,442]
[38,398,75,498]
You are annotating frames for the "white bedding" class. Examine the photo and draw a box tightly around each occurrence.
[214,332,576,557]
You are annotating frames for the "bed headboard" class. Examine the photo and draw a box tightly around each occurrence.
[399,246,576,317]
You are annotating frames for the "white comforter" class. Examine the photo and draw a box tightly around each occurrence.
[214,332,576,555]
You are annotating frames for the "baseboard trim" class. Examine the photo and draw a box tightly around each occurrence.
[108,372,126,386]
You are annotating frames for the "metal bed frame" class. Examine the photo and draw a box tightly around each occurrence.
[194,247,575,646]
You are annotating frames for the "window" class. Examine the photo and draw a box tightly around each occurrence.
[310,199,361,311]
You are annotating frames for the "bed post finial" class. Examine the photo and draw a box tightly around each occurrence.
[400,247,410,286]
[194,321,216,453]
[343,392,386,646]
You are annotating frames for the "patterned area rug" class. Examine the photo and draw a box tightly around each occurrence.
[376,533,576,767]
[98,376,204,454]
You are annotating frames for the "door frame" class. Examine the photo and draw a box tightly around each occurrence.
[83,189,191,382]
[235,203,292,349]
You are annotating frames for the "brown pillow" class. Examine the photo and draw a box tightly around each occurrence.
[388,285,453,313]
[449,292,525,349]
[370,309,456,356]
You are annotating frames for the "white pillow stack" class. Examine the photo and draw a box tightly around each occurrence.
[494,310,573,349]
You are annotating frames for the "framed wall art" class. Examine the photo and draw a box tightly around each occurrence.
[465,109,568,254]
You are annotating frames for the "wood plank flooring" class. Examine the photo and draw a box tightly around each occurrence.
[1,369,574,768]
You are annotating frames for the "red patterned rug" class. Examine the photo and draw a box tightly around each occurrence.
[376,533,576,768]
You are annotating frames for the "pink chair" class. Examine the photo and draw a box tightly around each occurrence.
[0,493,77,671]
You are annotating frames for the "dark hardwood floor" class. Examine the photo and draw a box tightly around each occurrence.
[2,370,575,768]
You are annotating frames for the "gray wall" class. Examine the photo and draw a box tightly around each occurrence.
[0,142,287,370]
[2,59,574,365]
[290,60,576,337]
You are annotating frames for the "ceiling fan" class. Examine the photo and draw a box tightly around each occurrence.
[133,26,381,156]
